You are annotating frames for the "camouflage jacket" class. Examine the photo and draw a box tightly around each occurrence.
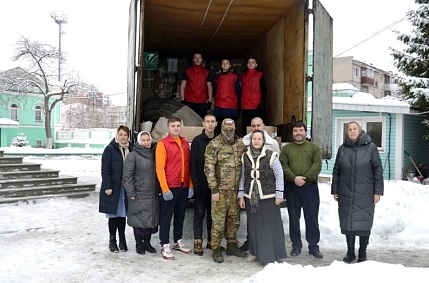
[204,134,246,193]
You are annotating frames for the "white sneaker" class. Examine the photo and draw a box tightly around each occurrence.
[161,244,175,259]
[172,239,191,254]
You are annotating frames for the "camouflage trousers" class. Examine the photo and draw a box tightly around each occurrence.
[210,190,240,249]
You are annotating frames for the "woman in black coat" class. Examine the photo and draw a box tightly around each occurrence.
[123,131,160,255]
[331,121,384,263]
[99,125,133,253]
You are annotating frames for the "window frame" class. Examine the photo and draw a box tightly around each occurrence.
[335,117,386,153]
[10,103,19,121]
[35,105,43,122]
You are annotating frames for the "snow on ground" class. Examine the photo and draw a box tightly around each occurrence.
[0,152,428,282]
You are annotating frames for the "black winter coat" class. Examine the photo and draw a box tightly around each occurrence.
[123,143,160,229]
[190,130,215,190]
[331,131,384,234]
[99,139,133,215]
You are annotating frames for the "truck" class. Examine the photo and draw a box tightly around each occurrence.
[126,0,333,159]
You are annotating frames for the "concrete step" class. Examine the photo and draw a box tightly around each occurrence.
[0,149,4,157]
[0,169,60,180]
[0,156,23,164]
[0,163,42,172]
[0,190,97,204]
[0,175,78,189]
[0,182,96,198]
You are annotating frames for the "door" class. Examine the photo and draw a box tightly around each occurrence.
[126,0,139,138]
[312,0,333,159]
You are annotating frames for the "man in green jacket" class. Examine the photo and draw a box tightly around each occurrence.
[279,121,323,259]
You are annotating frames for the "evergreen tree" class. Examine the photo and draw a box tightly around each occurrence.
[391,0,429,138]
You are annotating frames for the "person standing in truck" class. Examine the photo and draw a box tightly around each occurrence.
[240,57,267,134]
[212,58,241,135]
[180,53,213,119]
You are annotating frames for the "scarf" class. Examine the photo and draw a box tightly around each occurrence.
[115,135,130,161]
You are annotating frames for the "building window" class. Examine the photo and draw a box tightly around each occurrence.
[10,104,18,120]
[354,67,359,77]
[336,118,386,152]
[35,106,43,122]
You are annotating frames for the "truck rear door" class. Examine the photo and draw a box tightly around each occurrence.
[312,0,333,159]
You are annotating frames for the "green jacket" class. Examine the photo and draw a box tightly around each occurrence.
[279,141,322,185]
[204,134,246,194]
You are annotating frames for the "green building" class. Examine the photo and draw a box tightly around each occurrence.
[0,68,61,147]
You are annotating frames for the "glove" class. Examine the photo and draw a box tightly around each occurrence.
[206,101,212,110]
[257,102,265,112]
[162,191,173,201]
[188,188,194,199]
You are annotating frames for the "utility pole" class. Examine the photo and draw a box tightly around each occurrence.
[50,11,68,82]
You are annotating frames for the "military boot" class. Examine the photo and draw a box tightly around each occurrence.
[213,247,224,263]
[226,243,247,257]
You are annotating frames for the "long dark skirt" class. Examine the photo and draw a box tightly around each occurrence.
[246,198,287,265]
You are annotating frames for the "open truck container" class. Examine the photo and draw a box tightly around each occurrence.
[127,0,333,159]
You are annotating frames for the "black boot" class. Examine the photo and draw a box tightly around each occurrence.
[134,232,144,254]
[109,235,119,253]
[357,236,369,262]
[343,234,356,263]
[118,234,128,252]
[143,234,156,253]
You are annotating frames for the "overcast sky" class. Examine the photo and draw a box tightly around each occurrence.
[0,0,417,102]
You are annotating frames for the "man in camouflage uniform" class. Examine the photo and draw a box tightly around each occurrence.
[204,118,247,263]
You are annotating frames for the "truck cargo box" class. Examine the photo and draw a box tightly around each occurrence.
[127,0,333,158]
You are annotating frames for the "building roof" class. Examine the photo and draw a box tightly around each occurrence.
[0,117,20,128]
[308,90,411,114]
[333,92,410,114]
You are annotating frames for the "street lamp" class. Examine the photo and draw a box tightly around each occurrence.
[50,11,68,81]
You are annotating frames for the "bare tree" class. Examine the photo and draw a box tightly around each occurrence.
[8,36,76,148]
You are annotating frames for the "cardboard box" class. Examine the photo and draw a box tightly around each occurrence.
[180,126,204,142]
[246,126,277,138]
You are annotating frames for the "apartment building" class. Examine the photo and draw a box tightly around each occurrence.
[333,56,398,98]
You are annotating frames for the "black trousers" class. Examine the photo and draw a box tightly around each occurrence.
[193,186,212,241]
[241,109,262,134]
[285,182,321,252]
[185,102,207,119]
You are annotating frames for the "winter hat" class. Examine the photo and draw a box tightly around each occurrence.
[136,131,153,145]
[221,118,235,130]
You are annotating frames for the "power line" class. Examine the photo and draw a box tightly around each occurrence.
[334,17,407,58]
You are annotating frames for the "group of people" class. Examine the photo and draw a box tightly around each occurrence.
[180,53,267,135]
[98,52,384,266]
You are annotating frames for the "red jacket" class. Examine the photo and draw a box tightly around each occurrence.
[184,65,209,103]
[213,71,239,109]
[160,135,191,188]
[241,69,263,109]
